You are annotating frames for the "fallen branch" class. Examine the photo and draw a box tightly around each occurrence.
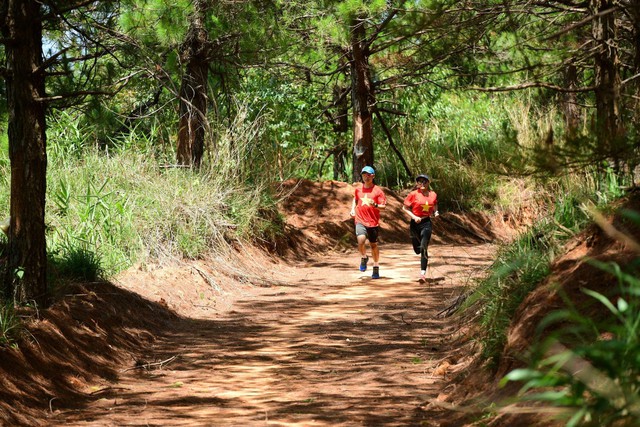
[436,293,469,318]
[400,313,412,325]
[88,386,131,396]
[122,355,179,372]
[193,265,222,293]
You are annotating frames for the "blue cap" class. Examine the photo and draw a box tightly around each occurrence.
[416,174,430,181]
[361,166,375,175]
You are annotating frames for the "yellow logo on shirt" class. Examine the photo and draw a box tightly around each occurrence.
[362,195,374,206]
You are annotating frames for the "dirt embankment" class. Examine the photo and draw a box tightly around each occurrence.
[272,178,530,258]
[0,179,522,426]
[4,178,631,426]
[427,188,640,427]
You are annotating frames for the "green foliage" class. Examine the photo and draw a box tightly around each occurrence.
[501,255,640,426]
[228,190,285,246]
[39,104,287,274]
[47,160,141,275]
[0,303,22,347]
[237,73,336,180]
[384,89,512,209]
[467,222,555,365]
[119,0,191,45]
[464,173,625,366]
[50,243,104,283]
[0,148,8,220]
[498,94,640,184]
[595,165,626,206]
[46,111,94,160]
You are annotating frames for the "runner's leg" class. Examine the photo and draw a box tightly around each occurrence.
[410,221,421,254]
[420,221,433,273]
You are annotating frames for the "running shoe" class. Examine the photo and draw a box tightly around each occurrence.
[418,273,426,283]
[359,256,369,272]
[372,266,380,279]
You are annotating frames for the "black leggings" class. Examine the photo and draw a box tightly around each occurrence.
[410,218,432,271]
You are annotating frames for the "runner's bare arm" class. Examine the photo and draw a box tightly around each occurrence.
[402,205,420,222]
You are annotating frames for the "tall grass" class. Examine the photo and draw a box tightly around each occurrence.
[501,233,640,426]
[0,303,22,347]
[464,220,555,364]
[0,106,285,292]
[464,170,626,367]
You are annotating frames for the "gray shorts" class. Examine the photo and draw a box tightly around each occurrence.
[355,223,379,243]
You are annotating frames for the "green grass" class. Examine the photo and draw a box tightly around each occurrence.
[49,243,105,283]
[372,90,521,211]
[464,170,626,367]
[466,222,555,365]
[0,303,22,347]
[501,255,640,426]
[0,109,285,295]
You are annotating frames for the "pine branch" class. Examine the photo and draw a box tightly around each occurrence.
[470,82,596,93]
[35,90,114,103]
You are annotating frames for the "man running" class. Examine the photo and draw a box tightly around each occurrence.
[350,166,387,279]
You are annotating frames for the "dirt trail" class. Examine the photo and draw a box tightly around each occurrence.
[48,243,495,426]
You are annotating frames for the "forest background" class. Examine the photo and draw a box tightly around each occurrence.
[1,0,640,425]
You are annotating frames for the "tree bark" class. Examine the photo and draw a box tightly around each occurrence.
[562,61,580,139]
[591,0,623,162]
[177,0,210,168]
[350,16,374,182]
[625,2,640,148]
[627,2,640,73]
[331,84,348,181]
[0,0,48,305]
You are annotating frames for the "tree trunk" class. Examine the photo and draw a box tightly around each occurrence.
[591,0,623,163]
[177,0,210,168]
[0,0,48,305]
[350,16,374,182]
[628,3,640,73]
[332,84,348,181]
[626,3,640,153]
[562,61,580,139]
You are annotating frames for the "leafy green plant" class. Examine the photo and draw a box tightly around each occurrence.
[47,170,138,274]
[52,178,72,216]
[595,164,625,206]
[500,257,640,427]
[47,110,94,160]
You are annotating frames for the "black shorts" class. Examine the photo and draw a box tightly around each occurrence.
[355,223,379,243]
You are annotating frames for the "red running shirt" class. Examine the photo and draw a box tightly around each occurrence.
[354,185,387,227]
[404,190,438,218]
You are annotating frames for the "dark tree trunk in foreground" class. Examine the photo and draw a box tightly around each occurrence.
[350,16,374,182]
[177,0,210,168]
[0,0,48,305]
[591,0,623,162]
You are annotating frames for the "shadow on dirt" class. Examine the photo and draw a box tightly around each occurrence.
[1,179,512,426]
[0,281,177,426]
[33,239,497,426]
